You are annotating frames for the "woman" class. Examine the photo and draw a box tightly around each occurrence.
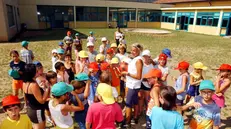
[75,50,89,74]
[73,33,83,58]
[64,54,75,82]
[22,64,50,129]
[116,43,128,62]
[121,43,143,127]
[114,26,123,46]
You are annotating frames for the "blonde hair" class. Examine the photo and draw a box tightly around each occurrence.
[132,43,143,52]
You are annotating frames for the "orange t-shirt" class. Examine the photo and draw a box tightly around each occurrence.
[110,67,120,87]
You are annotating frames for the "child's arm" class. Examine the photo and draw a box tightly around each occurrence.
[150,86,160,107]
[84,80,91,99]
[215,76,231,94]
[62,93,84,112]
[86,122,91,129]
[190,75,202,86]
[178,98,201,111]
[32,83,50,104]
[176,75,187,94]
[161,73,168,82]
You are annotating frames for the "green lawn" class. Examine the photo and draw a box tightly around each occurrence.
[0,28,231,128]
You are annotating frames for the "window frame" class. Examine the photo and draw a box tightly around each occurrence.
[6,4,15,27]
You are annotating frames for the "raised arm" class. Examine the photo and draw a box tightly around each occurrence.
[32,83,50,104]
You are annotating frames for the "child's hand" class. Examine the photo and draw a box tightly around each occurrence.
[216,93,223,97]
[191,102,201,109]
[71,91,77,96]
[121,71,128,76]
[148,101,155,109]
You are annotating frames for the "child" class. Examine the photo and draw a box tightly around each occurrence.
[86,83,123,129]
[106,48,116,64]
[71,73,91,129]
[57,48,65,62]
[76,50,89,74]
[49,82,84,129]
[149,86,184,129]
[58,41,65,51]
[114,26,123,46]
[73,33,83,58]
[63,31,73,59]
[213,64,231,108]
[110,43,118,55]
[186,62,207,103]
[20,41,34,64]
[154,53,169,85]
[51,49,58,72]
[87,31,96,44]
[9,50,26,96]
[153,48,172,64]
[116,43,128,62]
[55,62,70,84]
[174,61,190,106]
[110,57,121,96]
[182,80,221,129]
[99,37,110,55]
[119,33,126,44]
[0,95,32,129]
[46,71,57,86]
[64,54,75,82]
[87,42,98,63]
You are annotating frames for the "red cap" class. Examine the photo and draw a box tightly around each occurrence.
[67,31,71,35]
[2,95,20,107]
[174,61,190,70]
[101,62,110,71]
[158,53,167,60]
[143,69,162,79]
[89,62,99,71]
[119,62,128,72]
[107,48,114,54]
[216,64,231,71]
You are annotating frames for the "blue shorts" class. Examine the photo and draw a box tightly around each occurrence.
[126,88,139,108]
[187,85,200,96]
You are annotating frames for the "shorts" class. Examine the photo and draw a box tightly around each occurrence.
[27,107,45,123]
[125,88,139,108]
[187,85,200,96]
[176,98,184,106]
[12,79,23,90]
[65,46,72,55]
[140,83,151,91]
[116,39,120,46]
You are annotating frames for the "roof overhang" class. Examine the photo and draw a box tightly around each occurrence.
[161,6,231,10]
[154,0,208,4]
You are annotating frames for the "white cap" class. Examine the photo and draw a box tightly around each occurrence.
[52,49,57,53]
[101,37,107,42]
[122,57,132,64]
[142,50,151,56]
[87,42,94,47]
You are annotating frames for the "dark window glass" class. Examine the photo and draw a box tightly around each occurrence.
[177,17,180,24]
[7,5,15,27]
[201,17,207,25]
[222,19,228,27]
[212,18,219,27]
[207,17,213,26]
[185,17,189,24]
[189,18,194,24]
[196,18,201,25]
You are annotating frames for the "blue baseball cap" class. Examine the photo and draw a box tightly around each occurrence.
[33,61,43,68]
[162,48,172,58]
[8,69,20,79]
[59,41,64,46]
[21,41,29,47]
[51,82,74,96]
[89,31,94,34]
[75,73,89,81]
[57,48,65,54]
[199,80,215,91]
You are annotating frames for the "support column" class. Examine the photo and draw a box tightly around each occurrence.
[135,8,138,28]
[107,7,109,25]
[216,9,223,35]
[74,6,76,29]
[173,10,178,30]
[192,10,197,32]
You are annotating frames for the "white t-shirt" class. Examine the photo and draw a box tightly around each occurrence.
[57,71,69,84]
[116,53,128,62]
[51,56,58,72]
[99,44,110,55]
[154,65,169,85]
[142,63,154,88]
[87,36,96,43]
[115,31,123,40]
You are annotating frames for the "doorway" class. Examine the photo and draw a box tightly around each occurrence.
[179,16,189,31]
[226,17,231,35]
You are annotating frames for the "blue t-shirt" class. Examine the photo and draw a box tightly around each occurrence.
[149,106,184,129]
[88,75,99,105]
[10,61,26,80]
[189,96,221,129]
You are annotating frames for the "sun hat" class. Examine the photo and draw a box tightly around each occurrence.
[90,31,94,34]
[110,43,117,48]
[21,41,29,47]
[193,62,207,70]
[8,69,20,79]
[174,61,190,70]
[101,62,110,71]
[57,48,65,54]
[51,82,74,96]
[111,57,119,64]
[107,48,114,54]
[87,42,94,47]
[2,95,20,107]
[33,61,43,68]
[58,41,64,46]
[89,62,99,71]
[142,50,151,57]
[215,64,231,71]
[97,83,115,104]
[199,80,215,91]
[143,69,162,79]
[96,54,105,62]
[79,50,89,58]
[75,73,89,81]
[118,43,126,49]
[158,53,168,60]
[101,37,107,42]
[75,33,79,36]
[162,48,172,58]
[52,49,57,54]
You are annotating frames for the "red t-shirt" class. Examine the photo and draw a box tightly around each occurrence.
[110,67,121,87]
[86,102,123,129]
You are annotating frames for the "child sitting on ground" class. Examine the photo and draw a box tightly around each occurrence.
[0,95,32,129]
[20,41,34,64]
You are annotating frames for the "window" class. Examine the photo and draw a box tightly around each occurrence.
[176,12,194,25]
[177,17,180,24]
[17,8,20,16]
[189,17,194,24]
[7,5,15,27]
[161,12,175,23]
[196,12,220,27]
[76,7,107,21]
[138,9,161,22]
[109,8,136,22]
[222,19,228,28]
[196,18,201,25]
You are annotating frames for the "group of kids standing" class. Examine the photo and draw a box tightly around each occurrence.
[1,27,231,129]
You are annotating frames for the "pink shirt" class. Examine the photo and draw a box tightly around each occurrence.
[86,102,123,129]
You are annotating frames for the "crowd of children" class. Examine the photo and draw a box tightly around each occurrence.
[1,30,231,129]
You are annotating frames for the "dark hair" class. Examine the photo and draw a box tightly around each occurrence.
[55,62,64,71]
[71,80,86,90]
[3,104,21,111]
[10,50,19,56]
[100,71,112,84]
[46,71,57,83]
[160,86,176,111]
[65,54,71,58]
[23,64,36,82]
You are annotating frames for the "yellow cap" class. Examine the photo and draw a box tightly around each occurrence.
[96,54,105,62]
[110,43,117,48]
[79,50,88,58]
[111,57,119,64]
[118,43,126,49]
[97,83,115,104]
[193,62,207,70]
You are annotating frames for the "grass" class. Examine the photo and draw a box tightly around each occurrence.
[0,28,231,128]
